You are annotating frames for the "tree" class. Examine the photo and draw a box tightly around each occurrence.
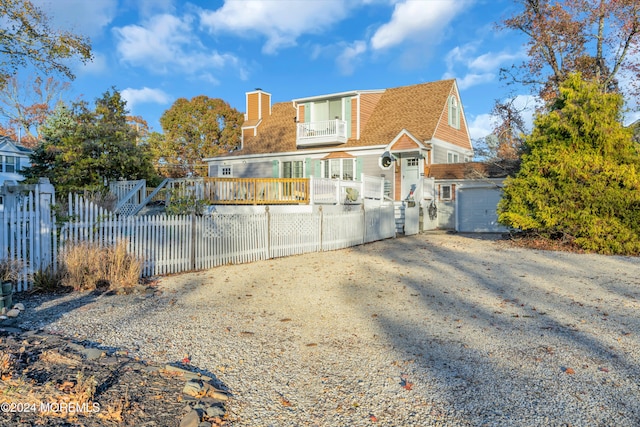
[499,0,640,100]
[498,74,640,255]
[25,89,156,194]
[0,0,92,86]
[0,73,70,147]
[487,0,640,161]
[159,96,243,177]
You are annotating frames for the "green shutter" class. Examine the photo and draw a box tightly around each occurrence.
[356,157,363,181]
[304,103,310,122]
[315,160,322,177]
[305,158,312,177]
[272,160,279,177]
[345,97,352,138]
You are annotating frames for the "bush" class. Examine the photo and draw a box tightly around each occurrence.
[58,241,142,291]
[31,266,67,293]
[498,74,640,255]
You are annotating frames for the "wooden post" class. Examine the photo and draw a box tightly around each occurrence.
[319,205,323,251]
[191,212,196,270]
[265,206,271,259]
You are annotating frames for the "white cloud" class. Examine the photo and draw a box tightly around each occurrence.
[444,43,526,90]
[121,87,171,111]
[370,0,468,50]
[469,50,524,73]
[336,41,367,75]
[199,0,350,54]
[33,0,118,37]
[456,73,495,90]
[468,113,494,141]
[113,14,241,77]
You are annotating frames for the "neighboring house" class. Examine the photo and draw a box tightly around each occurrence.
[205,79,474,204]
[0,136,32,185]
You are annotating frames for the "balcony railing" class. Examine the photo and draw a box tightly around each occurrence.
[296,119,348,146]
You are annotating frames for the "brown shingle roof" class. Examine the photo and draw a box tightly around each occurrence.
[232,102,297,156]
[356,79,454,147]
[223,79,460,157]
[428,161,520,179]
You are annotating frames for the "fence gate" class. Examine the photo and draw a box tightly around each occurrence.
[0,179,57,291]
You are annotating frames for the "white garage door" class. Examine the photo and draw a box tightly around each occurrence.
[457,187,508,233]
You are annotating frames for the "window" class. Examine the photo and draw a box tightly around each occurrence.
[447,152,459,163]
[448,95,460,129]
[312,98,343,122]
[407,158,419,167]
[322,158,356,180]
[282,160,304,178]
[3,156,15,173]
[440,185,452,200]
[219,165,232,177]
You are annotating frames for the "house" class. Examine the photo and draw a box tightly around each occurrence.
[205,79,473,207]
[0,136,32,185]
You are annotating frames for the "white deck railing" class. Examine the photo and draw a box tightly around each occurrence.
[297,119,348,145]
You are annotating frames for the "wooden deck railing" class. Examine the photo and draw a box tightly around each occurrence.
[201,177,310,205]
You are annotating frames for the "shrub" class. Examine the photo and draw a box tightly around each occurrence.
[166,192,206,215]
[31,266,68,293]
[58,241,142,291]
[498,74,640,255]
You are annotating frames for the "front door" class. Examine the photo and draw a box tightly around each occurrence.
[401,156,420,200]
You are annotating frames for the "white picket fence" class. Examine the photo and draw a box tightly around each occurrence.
[60,195,396,278]
[0,183,395,290]
[0,181,57,291]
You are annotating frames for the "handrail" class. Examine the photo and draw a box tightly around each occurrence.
[131,178,172,216]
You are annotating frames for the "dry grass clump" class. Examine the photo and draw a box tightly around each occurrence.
[58,241,142,292]
[0,258,22,284]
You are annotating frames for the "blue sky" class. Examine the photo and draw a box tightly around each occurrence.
[30,0,638,142]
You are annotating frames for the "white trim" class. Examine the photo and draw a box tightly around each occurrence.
[386,129,426,151]
[431,137,474,157]
[218,164,233,177]
[447,151,460,164]
[292,88,384,104]
[204,144,387,163]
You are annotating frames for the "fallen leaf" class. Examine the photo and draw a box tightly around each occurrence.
[370,414,379,422]
[599,367,609,373]
[564,367,575,375]
[280,397,292,407]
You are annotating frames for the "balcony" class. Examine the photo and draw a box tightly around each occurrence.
[296,119,348,146]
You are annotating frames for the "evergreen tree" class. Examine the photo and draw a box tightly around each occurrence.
[25,89,155,194]
[498,74,640,255]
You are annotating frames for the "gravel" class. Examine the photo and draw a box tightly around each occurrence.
[16,232,640,426]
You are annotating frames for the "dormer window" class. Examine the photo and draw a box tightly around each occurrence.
[448,95,460,129]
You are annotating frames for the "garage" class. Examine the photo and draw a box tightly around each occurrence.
[456,184,508,233]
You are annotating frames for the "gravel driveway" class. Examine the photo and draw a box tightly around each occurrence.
[18,232,640,426]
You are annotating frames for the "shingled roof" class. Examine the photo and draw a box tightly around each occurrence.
[356,79,454,147]
[428,160,520,179]
[225,79,459,157]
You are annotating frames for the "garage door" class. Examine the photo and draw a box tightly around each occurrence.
[457,187,508,233]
